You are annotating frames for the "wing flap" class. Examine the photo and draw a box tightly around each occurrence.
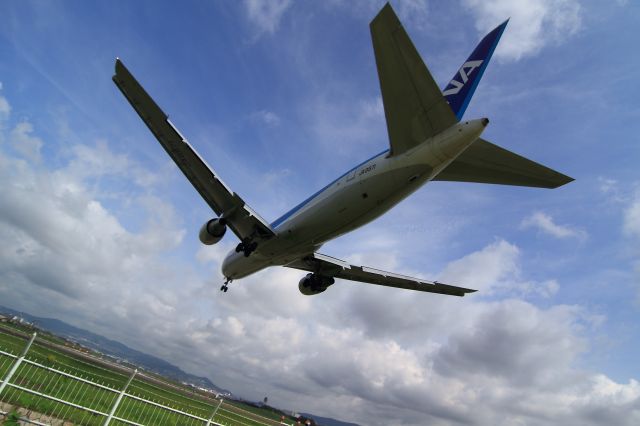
[287,253,476,297]
[433,137,574,188]
[113,59,275,240]
[370,4,457,156]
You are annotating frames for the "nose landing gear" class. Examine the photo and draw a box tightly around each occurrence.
[220,277,233,292]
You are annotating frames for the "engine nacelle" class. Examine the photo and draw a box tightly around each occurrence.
[298,273,335,296]
[199,218,227,245]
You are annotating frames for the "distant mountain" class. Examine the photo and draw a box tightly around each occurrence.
[1,305,358,426]
[301,413,360,426]
[0,305,229,394]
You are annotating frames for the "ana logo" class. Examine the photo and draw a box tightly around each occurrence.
[442,60,483,96]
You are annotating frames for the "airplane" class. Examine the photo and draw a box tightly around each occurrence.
[112,3,572,297]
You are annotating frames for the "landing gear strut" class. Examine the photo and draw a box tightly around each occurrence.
[220,277,232,293]
[235,238,258,257]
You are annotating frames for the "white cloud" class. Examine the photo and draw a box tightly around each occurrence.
[463,0,582,60]
[10,121,43,163]
[0,83,10,121]
[599,177,618,195]
[522,211,587,240]
[243,0,292,36]
[623,196,640,238]
[439,239,520,292]
[396,0,431,31]
[54,138,163,191]
[308,95,386,157]
[598,177,626,204]
[250,109,281,126]
[0,90,639,425]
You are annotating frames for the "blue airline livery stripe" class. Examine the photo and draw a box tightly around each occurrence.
[443,19,508,120]
[271,149,390,229]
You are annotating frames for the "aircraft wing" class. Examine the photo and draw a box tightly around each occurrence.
[370,4,457,156]
[433,137,574,188]
[113,59,275,241]
[286,253,476,297]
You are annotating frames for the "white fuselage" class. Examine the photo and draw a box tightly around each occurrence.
[222,119,488,279]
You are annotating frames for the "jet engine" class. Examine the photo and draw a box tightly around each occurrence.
[298,273,335,296]
[199,218,227,245]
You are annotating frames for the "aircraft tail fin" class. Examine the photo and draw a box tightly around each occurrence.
[443,20,508,120]
[370,3,457,156]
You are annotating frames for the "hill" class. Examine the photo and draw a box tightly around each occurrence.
[0,305,228,394]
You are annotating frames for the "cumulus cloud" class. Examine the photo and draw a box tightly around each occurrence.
[463,0,582,60]
[1,87,639,425]
[243,0,293,36]
[10,121,43,163]
[439,239,520,292]
[522,211,587,240]
[623,193,640,304]
[623,196,640,238]
[0,83,10,121]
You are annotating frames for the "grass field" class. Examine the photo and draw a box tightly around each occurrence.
[0,328,295,426]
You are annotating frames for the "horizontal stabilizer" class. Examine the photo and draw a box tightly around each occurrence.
[287,253,476,297]
[433,137,573,188]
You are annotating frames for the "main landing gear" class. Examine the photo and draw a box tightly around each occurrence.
[235,238,258,257]
[220,277,232,292]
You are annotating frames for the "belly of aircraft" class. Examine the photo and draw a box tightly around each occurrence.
[278,164,432,248]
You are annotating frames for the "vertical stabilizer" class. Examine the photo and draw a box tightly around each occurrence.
[443,20,508,120]
[370,3,457,156]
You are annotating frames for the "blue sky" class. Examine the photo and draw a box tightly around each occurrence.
[1,1,640,425]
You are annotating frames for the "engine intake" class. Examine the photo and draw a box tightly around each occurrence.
[298,273,335,296]
[199,218,227,245]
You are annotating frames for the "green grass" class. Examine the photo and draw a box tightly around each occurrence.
[224,400,296,423]
[0,329,287,425]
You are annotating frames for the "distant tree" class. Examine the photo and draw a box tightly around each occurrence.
[263,396,268,405]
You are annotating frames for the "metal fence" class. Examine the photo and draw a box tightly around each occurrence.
[0,333,265,426]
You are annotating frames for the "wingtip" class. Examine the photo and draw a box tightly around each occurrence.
[371,1,399,28]
[551,174,575,188]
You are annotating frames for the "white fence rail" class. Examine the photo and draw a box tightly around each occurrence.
[0,332,243,426]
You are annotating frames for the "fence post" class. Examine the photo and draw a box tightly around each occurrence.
[103,368,137,426]
[205,398,223,426]
[0,332,36,396]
